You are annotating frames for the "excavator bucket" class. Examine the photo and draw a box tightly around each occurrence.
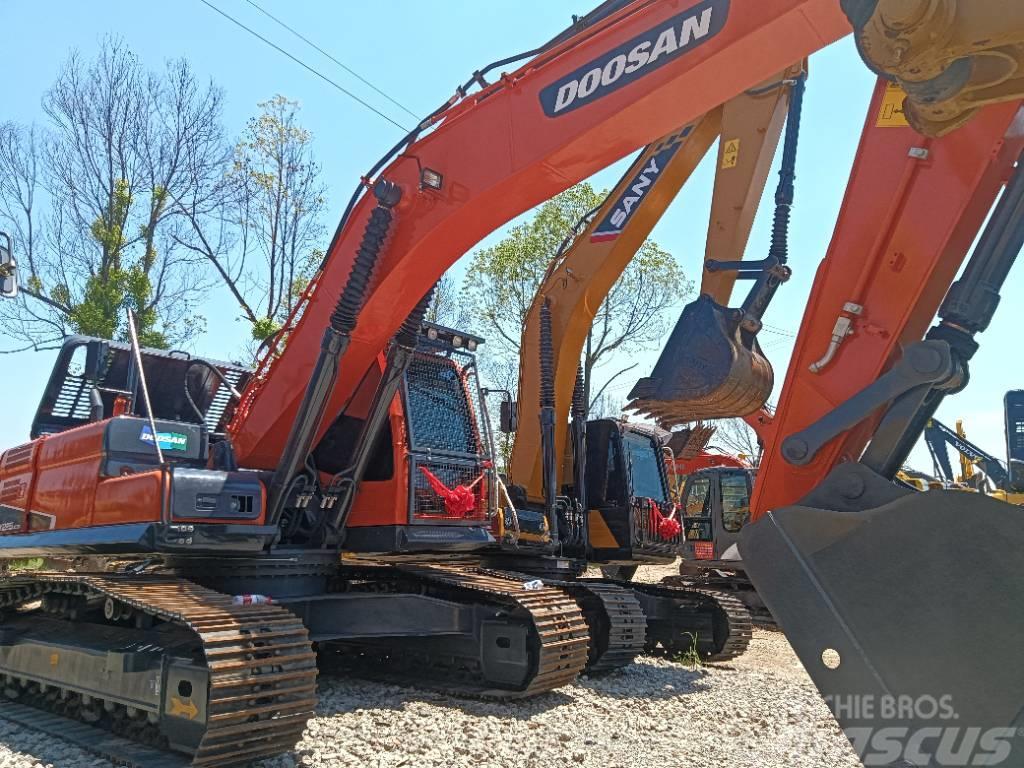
[627,294,772,427]
[742,471,1024,765]
[666,423,716,460]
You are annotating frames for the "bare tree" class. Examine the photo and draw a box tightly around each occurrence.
[480,356,519,475]
[175,96,326,348]
[425,272,465,328]
[583,241,689,411]
[589,391,625,420]
[711,418,762,464]
[0,38,227,351]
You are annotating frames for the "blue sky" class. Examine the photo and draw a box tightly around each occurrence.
[2,1,1020,475]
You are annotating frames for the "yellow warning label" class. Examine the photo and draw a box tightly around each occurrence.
[721,138,740,169]
[49,653,59,667]
[876,83,910,128]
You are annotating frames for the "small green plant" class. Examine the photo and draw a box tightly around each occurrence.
[674,632,704,670]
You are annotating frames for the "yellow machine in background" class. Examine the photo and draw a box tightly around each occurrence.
[507,65,805,512]
[923,415,1024,505]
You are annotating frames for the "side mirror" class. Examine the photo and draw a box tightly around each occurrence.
[500,399,518,433]
[0,233,16,299]
[84,339,110,382]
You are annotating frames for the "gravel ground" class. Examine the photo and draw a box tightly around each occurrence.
[0,564,861,768]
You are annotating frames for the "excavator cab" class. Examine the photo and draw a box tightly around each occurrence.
[670,464,768,620]
[583,420,683,563]
[678,465,753,564]
[0,232,15,299]
[32,336,252,440]
[401,325,493,526]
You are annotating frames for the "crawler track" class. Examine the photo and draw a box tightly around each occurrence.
[498,574,647,674]
[663,572,777,628]
[321,563,590,698]
[587,578,753,662]
[0,573,317,767]
[563,581,647,674]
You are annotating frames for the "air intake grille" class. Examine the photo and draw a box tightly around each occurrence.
[1,445,33,471]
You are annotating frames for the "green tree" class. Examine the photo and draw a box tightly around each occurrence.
[0,38,226,352]
[463,183,691,417]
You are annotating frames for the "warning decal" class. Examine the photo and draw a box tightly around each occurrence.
[876,83,910,128]
[721,138,740,169]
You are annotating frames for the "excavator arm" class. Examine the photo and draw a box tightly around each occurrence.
[509,67,804,504]
[924,417,1010,490]
[749,92,1024,514]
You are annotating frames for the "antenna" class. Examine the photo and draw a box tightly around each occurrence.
[126,309,164,465]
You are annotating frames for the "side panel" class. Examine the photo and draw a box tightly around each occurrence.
[0,443,41,532]
[30,423,106,530]
[92,471,166,527]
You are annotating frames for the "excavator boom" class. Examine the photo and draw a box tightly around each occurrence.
[227,0,852,469]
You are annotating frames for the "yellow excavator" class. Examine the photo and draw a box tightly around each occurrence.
[480,66,809,664]
[506,62,806,526]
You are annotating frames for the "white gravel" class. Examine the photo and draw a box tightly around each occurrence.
[0,565,861,768]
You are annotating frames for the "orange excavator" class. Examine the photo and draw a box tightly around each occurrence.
[0,2,1022,767]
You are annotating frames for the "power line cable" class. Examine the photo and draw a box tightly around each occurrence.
[242,0,420,121]
[197,0,411,133]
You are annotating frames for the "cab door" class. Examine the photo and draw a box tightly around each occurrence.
[680,472,715,560]
[712,469,753,558]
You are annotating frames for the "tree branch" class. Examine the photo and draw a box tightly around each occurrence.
[588,363,638,413]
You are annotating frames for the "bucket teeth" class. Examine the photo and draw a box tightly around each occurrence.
[628,295,773,427]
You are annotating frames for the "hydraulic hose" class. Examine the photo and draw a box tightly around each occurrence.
[539,300,559,546]
[571,365,588,511]
[742,74,806,322]
[267,180,401,529]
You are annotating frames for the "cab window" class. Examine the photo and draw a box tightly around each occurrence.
[605,438,623,504]
[683,477,711,517]
[405,357,478,455]
[624,433,666,503]
[721,474,751,532]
